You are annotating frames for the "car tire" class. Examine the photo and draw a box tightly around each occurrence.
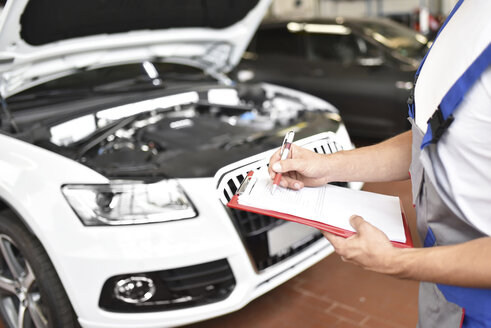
[0,211,80,328]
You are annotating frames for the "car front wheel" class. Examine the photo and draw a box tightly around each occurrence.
[0,212,79,328]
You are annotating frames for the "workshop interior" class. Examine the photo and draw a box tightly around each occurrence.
[0,1,472,328]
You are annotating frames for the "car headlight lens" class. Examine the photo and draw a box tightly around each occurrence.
[61,180,197,226]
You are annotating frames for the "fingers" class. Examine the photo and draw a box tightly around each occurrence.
[349,215,380,238]
[268,148,282,179]
[322,225,360,258]
[272,158,304,175]
[269,149,304,189]
[349,215,366,232]
[323,229,363,266]
[322,217,367,244]
[269,144,302,172]
[280,175,304,190]
[322,216,397,273]
[322,230,346,250]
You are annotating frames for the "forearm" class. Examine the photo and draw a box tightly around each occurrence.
[327,130,412,183]
[393,237,491,287]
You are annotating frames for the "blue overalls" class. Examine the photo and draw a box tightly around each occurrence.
[408,1,491,326]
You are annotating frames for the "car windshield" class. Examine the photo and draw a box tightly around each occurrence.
[6,62,215,112]
[359,19,429,59]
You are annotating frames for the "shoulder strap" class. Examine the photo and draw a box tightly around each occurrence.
[421,43,491,149]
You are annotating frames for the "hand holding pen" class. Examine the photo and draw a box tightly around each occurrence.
[271,131,295,195]
[268,133,333,191]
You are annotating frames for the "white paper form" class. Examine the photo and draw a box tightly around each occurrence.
[239,168,406,243]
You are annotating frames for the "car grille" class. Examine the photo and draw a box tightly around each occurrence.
[221,140,346,272]
[228,205,324,271]
[99,259,235,312]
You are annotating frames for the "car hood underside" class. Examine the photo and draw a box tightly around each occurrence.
[0,0,271,97]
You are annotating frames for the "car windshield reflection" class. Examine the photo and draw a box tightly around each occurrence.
[360,20,429,59]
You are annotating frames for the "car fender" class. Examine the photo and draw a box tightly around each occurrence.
[0,133,107,307]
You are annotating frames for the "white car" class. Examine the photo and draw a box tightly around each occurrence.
[0,0,357,327]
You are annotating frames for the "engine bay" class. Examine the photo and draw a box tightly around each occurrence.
[23,84,341,180]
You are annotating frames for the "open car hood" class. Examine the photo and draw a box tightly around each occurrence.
[0,0,271,97]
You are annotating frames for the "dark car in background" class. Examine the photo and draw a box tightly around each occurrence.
[234,17,430,139]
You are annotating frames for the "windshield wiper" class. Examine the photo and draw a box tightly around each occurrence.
[91,76,166,92]
[10,78,163,104]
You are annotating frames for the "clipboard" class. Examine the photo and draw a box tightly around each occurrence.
[227,171,413,249]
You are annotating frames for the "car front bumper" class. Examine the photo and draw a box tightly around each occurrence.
[53,179,333,328]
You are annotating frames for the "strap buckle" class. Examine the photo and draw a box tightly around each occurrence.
[427,107,454,143]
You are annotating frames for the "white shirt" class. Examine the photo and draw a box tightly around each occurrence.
[414,0,491,235]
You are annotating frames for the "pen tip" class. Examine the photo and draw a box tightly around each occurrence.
[271,185,276,195]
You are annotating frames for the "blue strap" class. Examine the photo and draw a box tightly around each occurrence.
[437,284,491,328]
[408,0,465,119]
[423,227,436,247]
[421,43,491,149]
[424,227,491,327]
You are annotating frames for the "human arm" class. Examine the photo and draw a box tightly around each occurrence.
[268,130,413,190]
[324,216,491,288]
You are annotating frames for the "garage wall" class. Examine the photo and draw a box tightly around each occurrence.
[319,0,419,17]
[269,0,319,18]
[269,0,459,18]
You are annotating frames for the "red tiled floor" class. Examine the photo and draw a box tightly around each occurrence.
[185,180,420,328]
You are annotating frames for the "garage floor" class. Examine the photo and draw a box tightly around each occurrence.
[184,179,421,328]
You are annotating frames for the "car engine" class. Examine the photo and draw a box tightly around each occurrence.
[32,84,341,180]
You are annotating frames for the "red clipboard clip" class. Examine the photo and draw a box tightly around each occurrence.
[237,171,256,195]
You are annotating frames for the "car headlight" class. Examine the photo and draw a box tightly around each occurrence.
[61,180,197,226]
